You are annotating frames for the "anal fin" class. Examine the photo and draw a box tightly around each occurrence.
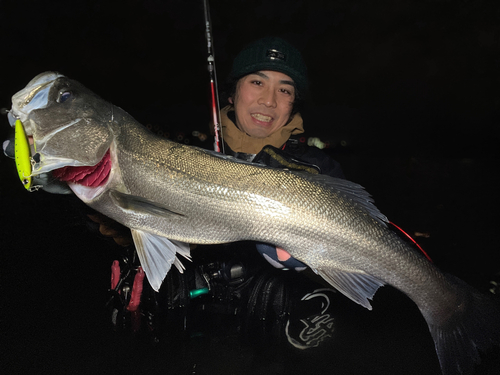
[315,268,385,310]
[131,229,191,292]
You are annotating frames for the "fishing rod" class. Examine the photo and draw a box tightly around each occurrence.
[203,0,224,153]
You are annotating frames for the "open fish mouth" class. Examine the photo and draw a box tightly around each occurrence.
[8,71,113,178]
[7,110,89,181]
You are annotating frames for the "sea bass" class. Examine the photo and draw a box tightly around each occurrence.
[7,72,499,374]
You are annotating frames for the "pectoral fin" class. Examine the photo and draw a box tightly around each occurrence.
[315,268,385,310]
[110,190,184,217]
[131,229,191,292]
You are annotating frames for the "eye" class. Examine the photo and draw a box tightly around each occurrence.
[58,91,72,103]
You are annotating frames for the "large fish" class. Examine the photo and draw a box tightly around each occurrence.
[6,72,499,374]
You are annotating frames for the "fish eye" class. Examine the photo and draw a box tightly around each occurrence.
[58,91,72,103]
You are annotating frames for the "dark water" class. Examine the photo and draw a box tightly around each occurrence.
[1,151,499,375]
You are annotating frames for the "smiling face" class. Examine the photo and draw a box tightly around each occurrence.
[229,70,295,139]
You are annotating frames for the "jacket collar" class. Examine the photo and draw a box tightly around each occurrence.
[220,105,304,155]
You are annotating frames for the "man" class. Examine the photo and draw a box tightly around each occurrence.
[219,36,344,179]
[192,37,341,351]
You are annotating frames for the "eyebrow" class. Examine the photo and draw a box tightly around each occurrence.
[253,71,295,87]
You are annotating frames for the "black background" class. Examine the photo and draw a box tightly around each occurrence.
[1,0,500,157]
[1,1,499,374]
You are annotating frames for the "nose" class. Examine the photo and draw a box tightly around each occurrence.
[257,88,277,108]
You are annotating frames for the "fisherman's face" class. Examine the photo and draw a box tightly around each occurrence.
[230,70,295,139]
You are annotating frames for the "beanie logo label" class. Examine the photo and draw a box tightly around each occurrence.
[267,49,286,61]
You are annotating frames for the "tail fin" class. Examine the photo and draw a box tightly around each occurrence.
[426,276,500,375]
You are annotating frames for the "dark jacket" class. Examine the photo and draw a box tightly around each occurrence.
[223,134,345,179]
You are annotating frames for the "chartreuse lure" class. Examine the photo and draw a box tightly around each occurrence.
[14,119,32,190]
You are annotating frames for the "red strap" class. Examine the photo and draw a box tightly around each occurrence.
[127,267,145,312]
[111,260,121,291]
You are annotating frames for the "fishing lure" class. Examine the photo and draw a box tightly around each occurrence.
[14,119,32,189]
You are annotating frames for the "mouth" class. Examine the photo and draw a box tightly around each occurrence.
[251,113,273,124]
[52,149,111,187]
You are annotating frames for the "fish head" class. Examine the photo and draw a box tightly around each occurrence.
[8,71,114,175]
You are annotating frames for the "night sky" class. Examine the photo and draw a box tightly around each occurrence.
[1,0,499,157]
[1,1,499,374]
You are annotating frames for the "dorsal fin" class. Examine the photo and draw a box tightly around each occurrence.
[293,172,388,227]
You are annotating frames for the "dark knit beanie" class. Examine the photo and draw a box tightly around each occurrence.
[230,37,308,93]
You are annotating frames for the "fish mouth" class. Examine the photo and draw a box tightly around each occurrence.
[8,115,92,177]
[51,149,112,188]
[8,72,70,174]
[8,72,108,177]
